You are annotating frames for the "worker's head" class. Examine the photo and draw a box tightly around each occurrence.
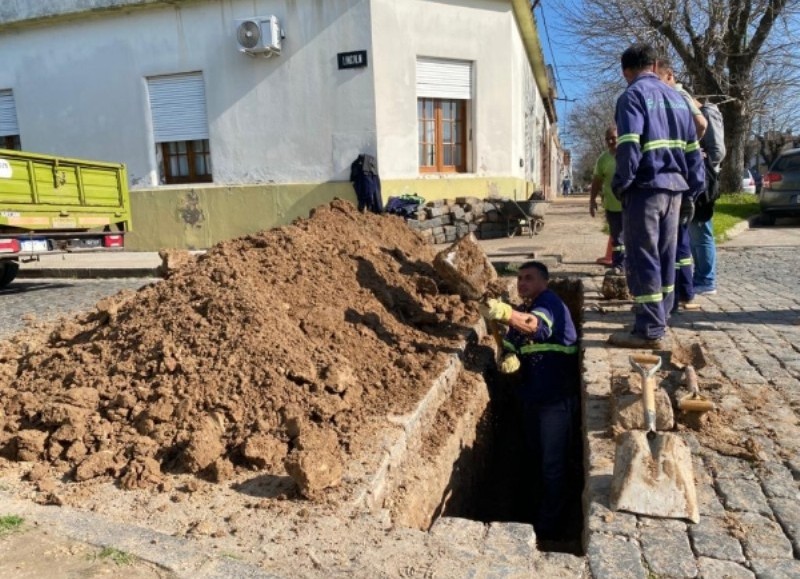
[620,43,657,84]
[517,261,549,300]
[605,126,618,153]
[655,57,676,87]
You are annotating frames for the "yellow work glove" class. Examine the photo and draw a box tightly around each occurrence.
[479,298,513,323]
[499,353,521,374]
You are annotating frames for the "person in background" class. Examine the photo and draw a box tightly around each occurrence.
[480,261,580,545]
[691,99,726,295]
[608,43,704,348]
[562,175,572,197]
[590,126,625,273]
[655,57,706,311]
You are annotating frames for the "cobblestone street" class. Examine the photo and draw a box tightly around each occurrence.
[0,278,157,340]
[583,238,800,578]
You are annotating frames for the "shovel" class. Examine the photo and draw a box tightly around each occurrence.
[610,354,699,523]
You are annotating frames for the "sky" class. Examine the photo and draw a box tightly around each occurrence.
[534,0,589,149]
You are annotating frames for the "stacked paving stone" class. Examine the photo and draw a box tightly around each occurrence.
[403,197,511,243]
[580,248,800,579]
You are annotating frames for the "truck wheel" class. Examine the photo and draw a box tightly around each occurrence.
[760,213,776,226]
[0,261,19,289]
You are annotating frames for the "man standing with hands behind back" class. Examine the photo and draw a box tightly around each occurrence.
[609,43,705,348]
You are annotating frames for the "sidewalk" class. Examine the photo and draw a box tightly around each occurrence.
[15,197,604,280]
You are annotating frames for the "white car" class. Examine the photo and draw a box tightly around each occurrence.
[742,168,757,194]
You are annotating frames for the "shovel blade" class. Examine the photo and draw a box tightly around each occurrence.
[610,430,699,523]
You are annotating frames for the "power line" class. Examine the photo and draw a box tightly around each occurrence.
[534,1,568,102]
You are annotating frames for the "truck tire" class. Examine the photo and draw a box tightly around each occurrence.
[0,261,19,289]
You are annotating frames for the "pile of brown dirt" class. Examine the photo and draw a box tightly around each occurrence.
[0,200,478,498]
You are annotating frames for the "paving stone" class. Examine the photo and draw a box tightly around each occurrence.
[737,512,794,560]
[695,480,728,518]
[587,534,646,579]
[749,558,800,579]
[483,522,535,563]
[429,517,485,554]
[758,462,800,500]
[717,478,772,516]
[696,557,754,579]
[586,501,638,536]
[769,498,800,554]
[706,455,757,480]
[640,528,697,578]
[689,518,746,562]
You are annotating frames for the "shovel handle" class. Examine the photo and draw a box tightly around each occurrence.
[684,365,699,395]
[630,354,662,366]
[642,374,657,436]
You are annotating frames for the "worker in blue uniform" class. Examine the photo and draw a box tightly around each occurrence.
[481,261,580,543]
[609,44,705,348]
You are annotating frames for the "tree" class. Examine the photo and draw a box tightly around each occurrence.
[566,82,621,185]
[554,0,799,192]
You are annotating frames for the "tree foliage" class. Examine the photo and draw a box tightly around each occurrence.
[555,0,800,191]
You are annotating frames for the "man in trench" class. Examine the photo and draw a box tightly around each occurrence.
[481,261,581,545]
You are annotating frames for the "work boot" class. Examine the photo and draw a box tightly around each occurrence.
[608,331,669,350]
[679,300,701,311]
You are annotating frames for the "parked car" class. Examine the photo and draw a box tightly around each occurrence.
[760,147,800,225]
[741,168,756,194]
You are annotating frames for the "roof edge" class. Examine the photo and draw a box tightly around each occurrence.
[510,0,557,123]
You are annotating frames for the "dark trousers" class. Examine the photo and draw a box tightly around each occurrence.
[673,222,694,306]
[521,394,580,541]
[353,174,383,214]
[622,190,681,339]
[606,210,625,268]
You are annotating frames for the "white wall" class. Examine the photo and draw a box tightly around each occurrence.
[371,0,528,180]
[0,0,376,187]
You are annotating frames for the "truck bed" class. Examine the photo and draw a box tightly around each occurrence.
[0,148,131,232]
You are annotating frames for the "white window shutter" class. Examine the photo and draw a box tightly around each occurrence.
[416,58,472,100]
[147,72,209,143]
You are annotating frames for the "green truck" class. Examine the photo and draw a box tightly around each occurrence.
[0,148,132,288]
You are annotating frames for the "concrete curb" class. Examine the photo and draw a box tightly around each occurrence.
[719,214,759,243]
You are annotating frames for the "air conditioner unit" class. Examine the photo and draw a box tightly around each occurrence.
[235,16,283,57]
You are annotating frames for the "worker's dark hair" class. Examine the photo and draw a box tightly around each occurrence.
[519,260,549,280]
[621,43,657,72]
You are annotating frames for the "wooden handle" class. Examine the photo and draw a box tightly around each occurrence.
[631,354,662,365]
[642,375,657,433]
[488,320,505,351]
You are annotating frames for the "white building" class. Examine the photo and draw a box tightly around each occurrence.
[0,0,560,250]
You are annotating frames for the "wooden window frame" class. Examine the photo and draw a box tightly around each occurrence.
[418,98,467,173]
[160,139,212,184]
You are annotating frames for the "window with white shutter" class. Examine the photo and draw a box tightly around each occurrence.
[0,89,21,150]
[147,73,212,184]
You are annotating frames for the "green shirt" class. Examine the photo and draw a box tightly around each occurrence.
[593,150,621,212]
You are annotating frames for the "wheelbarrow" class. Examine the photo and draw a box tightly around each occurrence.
[499,199,549,238]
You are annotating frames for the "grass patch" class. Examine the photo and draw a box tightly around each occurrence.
[712,193,760,242]
[96,547,135,566]
[0,515,24,535]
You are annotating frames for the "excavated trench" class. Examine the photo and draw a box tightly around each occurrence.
[387,278,586,554]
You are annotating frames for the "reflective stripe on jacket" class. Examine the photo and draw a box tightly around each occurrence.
[612,73,705,200]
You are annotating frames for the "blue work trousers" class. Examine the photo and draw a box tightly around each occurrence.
[606,210,625,268]
[521,394,580,541]
[673,222,694,306]
[689,218,717,291]
[622,190,681,339]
